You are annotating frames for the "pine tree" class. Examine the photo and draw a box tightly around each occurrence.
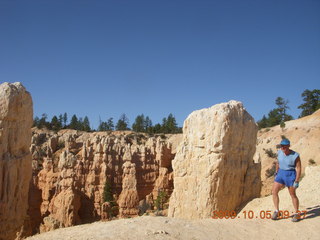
[257,97,293,129]
[33,116,40,127]
[144,116,153,133]
[69,114,79,130]
[116,114,130,130]
[275,97,293,122]
[161,117,168,133]
[267,108,282,127]
[257,115,268,129]
[58,114,63,128]
[161,114,179,133]
[39,113,49,129]
[63,112,68,128]
[103,179,114,203]
[82,116,91,132]
[78,117,83,130]
[132,114,145,132]
[51,115,62,131]
[153,123,162,133]
[106,117,114,130]
[298,89,320,117]
[98,122,107,131]
[166,113,178,133]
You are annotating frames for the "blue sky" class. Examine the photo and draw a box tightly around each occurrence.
[1,0,319,129]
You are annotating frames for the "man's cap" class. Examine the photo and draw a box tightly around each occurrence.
[280,139,290,146]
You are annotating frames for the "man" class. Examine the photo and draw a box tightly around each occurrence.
[271,139,301,222]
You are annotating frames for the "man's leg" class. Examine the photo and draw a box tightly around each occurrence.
[272,182,284,211]
[288,187,299,212]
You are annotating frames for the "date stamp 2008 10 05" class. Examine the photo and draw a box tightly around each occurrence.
[212,210,307,220]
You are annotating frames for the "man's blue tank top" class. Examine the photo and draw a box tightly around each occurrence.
[278,150,299,170]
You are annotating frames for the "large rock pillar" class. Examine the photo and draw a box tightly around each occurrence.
[0,82,33,239]
[168,100,261,219]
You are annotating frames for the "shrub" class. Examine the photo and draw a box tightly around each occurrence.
[154,191,168,210]
[103,180,118,218]
[103,180,114,203]
[309,159,316,165]
[264,148,277,158]
[265,164,276,178]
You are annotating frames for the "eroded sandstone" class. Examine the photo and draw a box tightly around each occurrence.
[168,100,261,219]
[28,129,181,233]
[0,82,33,240]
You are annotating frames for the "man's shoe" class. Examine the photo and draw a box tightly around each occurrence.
[291,213,300,222]
[271,211,281,220]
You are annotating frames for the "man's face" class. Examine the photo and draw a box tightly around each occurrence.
[281,145,290,153]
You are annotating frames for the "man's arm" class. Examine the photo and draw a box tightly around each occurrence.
[295,156,301,182]
[274,161,279,176]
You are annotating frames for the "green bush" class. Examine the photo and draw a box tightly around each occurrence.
[154,191,168,210]
[309,159,316,165]
[264,148,277,158]
[103,180,114,203]
[103,180,118,218]
[265,164,276,178]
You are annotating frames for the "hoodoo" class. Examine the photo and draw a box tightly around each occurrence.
[0,82,33,240]
[168,100,261,219]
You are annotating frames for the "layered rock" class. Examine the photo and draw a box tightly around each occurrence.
[29,129,181,233]
[118,159,139,217]
[0,82,33,240]
[168,100,261,219]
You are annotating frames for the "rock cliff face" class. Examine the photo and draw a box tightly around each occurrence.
[29,129,181,233]
[168,101,261,219]
[0,82,33,240]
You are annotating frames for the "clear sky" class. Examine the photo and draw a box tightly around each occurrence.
[1,0,319,129]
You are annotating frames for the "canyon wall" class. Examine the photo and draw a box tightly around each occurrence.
[168,101,261,219]
[28,129,181,233]
[0,82,33,240]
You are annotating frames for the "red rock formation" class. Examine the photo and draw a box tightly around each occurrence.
[28,130,181,233]
[118,159,139,217]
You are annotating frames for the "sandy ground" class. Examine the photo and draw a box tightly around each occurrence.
[27,166,320,240]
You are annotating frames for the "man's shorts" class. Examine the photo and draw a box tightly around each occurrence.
[275,169,296,187]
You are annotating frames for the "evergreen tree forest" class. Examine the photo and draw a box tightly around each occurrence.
[33,112,182,134]
[33,89,318,132]
[257,89,319,129]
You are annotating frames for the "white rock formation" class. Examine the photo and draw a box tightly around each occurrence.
[168,100,261,219]
[0,82,33,239]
